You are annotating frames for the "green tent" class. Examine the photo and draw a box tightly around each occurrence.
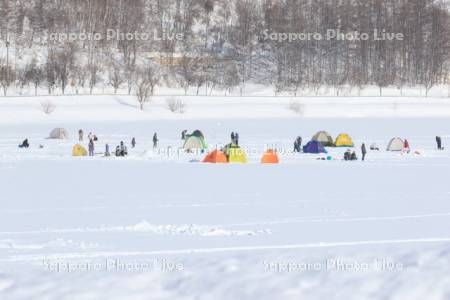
[183,134,207,151]
[312,131,334,147]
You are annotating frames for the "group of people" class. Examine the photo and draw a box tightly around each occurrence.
[79,128,160,157]
[15,130,446,161]
[344,149,358,161]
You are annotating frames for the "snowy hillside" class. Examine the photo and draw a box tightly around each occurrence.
[0,95,450,299]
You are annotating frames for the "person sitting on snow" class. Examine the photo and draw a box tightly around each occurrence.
[350,151,358,161]
[370,143,379,151]
[116,141,128,156]
[344,149,351,161]
[18,138,30,148]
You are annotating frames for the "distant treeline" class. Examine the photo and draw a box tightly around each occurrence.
[0,0,449,96]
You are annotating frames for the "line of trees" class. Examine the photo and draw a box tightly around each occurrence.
[0,0,449,96]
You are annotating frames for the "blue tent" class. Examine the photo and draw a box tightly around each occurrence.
[303,140,327,154]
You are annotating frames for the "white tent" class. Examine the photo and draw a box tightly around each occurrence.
[386,138,404,151]
[48,128,69,139]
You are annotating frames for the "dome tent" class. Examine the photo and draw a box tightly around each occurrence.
[335,133,354,147]
[260,149,279,164]
[191,130,204,139]
[312,131,334,147]
[72,144,87,156]
[303,140,327,154]
[183,131,207,152]
[224,143,247,163]
[386,138,404,151]
[203,150,228,163]
[48,128,69,139]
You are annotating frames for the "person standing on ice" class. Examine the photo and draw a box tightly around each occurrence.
[88,139,95,156]
[131,137,136,148]
[403,139,410,153]
[361,143,367,161]
[181,130,187,140]
[153,133,158,149]
[436,136,442,150]
[231,132,235,144]
[78,129,84,142]
[235,132,239,145]
[105,143,110,156]
[294,136,302,152]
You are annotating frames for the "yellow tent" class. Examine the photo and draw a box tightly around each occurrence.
[72,144,88,156]
[335,133,354,147]
[228,147,248,163]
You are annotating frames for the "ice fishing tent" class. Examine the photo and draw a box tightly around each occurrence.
[183,133,207,151]
[48,128,69,139]
[191,130,204,139]
[335,133,354,147]
[312,131,334,147]
[72,144,87,156]
[260,149,279,164]
[203,150,228,163]
[303,140,327,154]
[224,144,247,163]
[386,138,404,151]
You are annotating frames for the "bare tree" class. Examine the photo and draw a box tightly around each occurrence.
[0,64,15,96]
[26,61,43,96]
[52,45,75,95]
[135,77,152,110]
[109,60,124,94]
[87,63,100,94]
[125,64,136,95]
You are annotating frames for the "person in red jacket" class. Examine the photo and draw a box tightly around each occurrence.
[403,139,410,152]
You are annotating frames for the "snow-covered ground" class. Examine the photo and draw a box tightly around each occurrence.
[1,95,450,300]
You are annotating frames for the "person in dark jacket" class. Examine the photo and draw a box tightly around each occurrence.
[131,137,136,148]
[231,132,235,144]
[235,132,239,145]
[88,139,95,156]
[344,149,351,161]
[116,141,128,156]
[350,151,357,161]
[294,136,302,152]
[78,129,84,142]
[361,143,367,161]
[18,139,29,148]
[181,130,187,140]
[436,136,442,150]
[153,133,158,149]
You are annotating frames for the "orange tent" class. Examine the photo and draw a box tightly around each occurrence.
[261,149,279,164]
[203,150,228,163]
